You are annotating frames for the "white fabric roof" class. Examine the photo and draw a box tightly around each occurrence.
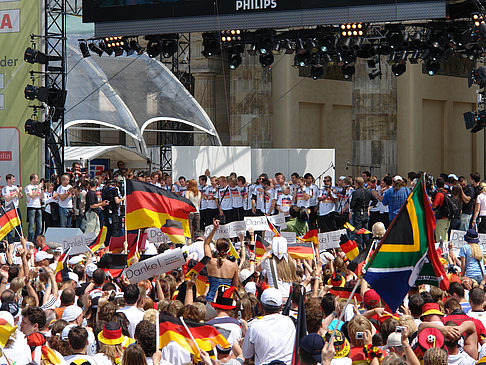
[64,145,149,169]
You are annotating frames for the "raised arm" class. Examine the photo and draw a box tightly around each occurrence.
[204,219,220,257]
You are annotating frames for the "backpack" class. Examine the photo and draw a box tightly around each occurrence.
[438,189,461,220]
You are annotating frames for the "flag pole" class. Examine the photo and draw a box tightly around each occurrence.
[15,207,24,238]
[180,316,202,355]
[124,178,128,248]
[328,276,362,344]
[0,344,12,365]
[156,311,160,351]
[0,205,22,238]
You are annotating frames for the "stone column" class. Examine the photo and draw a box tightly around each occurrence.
[352,57,398,178]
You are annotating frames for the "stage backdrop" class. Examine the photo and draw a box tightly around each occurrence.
[0,0,41,204]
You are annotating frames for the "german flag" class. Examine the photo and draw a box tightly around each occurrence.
[330,287,363,303]
[0,206,20,241]
[255,235,270,257]
[89,226,107,254]
[287,241,314,260]
[344,222,371,235]
[186,256,210,280]
[266,216,281,237]
[158,314,229,354]
[127,230,141,266]
[298,229,319,246]
[339,234,359,261]
[160,219,186,244]
[54,248,70,275]
[126,179,196,237]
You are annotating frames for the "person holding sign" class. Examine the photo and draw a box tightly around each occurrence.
[204,219,239,319]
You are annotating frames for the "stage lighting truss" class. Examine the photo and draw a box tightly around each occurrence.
[339,23,365,37]
[221,30,243,43]
[472,12,486,39]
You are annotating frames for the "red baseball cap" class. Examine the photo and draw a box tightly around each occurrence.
[363,289,381,307]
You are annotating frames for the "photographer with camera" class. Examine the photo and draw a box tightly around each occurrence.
[102,180,124,246]
[318,176,337,232]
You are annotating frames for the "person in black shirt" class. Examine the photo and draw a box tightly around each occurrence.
[350,177,378,249]
[85,180,108,237]
[459,175,478,231]
[102,180,124,246]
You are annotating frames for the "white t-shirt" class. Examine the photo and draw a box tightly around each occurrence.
[256,188,276,214]
[2,185,19,209]
[477,193,486,216]
[3,331,32,365]
[231,187,243,208]
[295,186,308,208]
[318,189,337,216]
[203,186,218,210]
[305,184,319,207]
[64,354,99,365]
[467,310,486,327]
[117,305,144,338]
[56,184,73,209]
[277,194,293,215]
[218,186,233,211]
[25,184,42,208]
[242,313,296,365]
[160,341,192,365]
[447,350,477,365]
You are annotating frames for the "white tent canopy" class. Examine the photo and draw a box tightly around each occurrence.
[64,146,150,170]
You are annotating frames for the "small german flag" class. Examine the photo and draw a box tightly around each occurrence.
[287,241,315,260]
[339,234,359,261]
[158,314,230,354]
[298,229,319,247]
[266,216,281,237]
[330,286,363,303]
[0,206,20,241]
[186,256,210,280]
[344,222,371,235]
[126,179,196,237]
[255,235,270,257]
[127,230,141,266]
[160,219,186,244]
[54,248,70,275]
[89,226,107,254]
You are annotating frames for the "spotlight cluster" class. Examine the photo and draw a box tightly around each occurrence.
[79,36,144,58]
[340,23,364,37]
[465,66,486,133]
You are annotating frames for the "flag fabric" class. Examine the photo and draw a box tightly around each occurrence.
[266,216,281,237]
[0,206,20,241]
[330,287,363,303]
[0,318,16,347]
[54,248,70,275]
[160,219,186,244]
[158,314,230,354]
[229,241,239,259]
[344,222,371,235]
[339,234,360,261]
[255,235,270,257]
[287,241,315,260]
[109,232,147,252]
[348,240,376,276]
[363,175,449,313]
[299,229,319,245]
[127,231,141,266]
[89,226,107,253]
[185,256,210,280]
[291,286,307,365]
[125,179,196,237]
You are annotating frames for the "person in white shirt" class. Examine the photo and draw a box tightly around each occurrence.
[25,174,44,242]
[318,176,338,232]
[294,177,310,209]
[56,174,73,228]
[466,287,486,326]
[63,325,99,365]
[276,185,293,218]
[217,176,233,223]
[117,284,145,338]
[242,288,296,365]
[253,178,276,216]
[2,174,23,238]
[304,173,319,230]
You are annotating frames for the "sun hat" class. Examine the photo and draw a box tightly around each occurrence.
[34,251,53,263]
[211,285,238,310]
[98,322,125,346]
[420,303,444,318]
[464,229,480,244]
[382,332,403,350]
[239,269,255,284]
[62,305,83,322]
[260,287,282,307]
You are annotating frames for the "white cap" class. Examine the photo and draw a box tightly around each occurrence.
[239,269,254,283]
[393,175,404,182]
[68,255,86,265]
[34,251,53,263]
[89,289,103,300]
[54,247,63,253]
[383,332,403,350]
[86,263,97,278]
[62,305,83,323]
[261,288,282,307]
[61,324,76,341]
[0,311,15,327]
[244,282,257,295]
[339,176,346,181]
[448,174,458,181]
[67,272,79,283]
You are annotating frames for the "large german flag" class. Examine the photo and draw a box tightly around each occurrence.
[287,241,314,260]
[364,175,449,312]
[0,206,20,241]
[158,314,229,354]
[126,179,196,237]
[160,219,186,244]
[89,226,107,253]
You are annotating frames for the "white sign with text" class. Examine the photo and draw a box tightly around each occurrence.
[146,227,169,244]
[204,221,247,239]
[318,229,346,250]
[125,248,186,283]
[449,229,486,254]
[264,230,297,243]
[61,232,96,255]
[244,213,286,231]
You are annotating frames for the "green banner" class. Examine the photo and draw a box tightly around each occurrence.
[0,0,41,215]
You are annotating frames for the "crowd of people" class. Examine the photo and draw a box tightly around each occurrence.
[2,163,486,364]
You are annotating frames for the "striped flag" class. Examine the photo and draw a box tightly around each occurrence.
[0,318,16,347]
[255,235,270,257]
[0,206,20,241]
[127,231,141,266]
[89,226,107,253]
[291,286,306,365]
[185,256,210,280]
[344,222,371,235]
[287,241,315,260]
[339,234,359,261]
[126,179,196,237]
[160,219,186,245]
[363,175,449,312]
[54,248,70,275]
[330,287,363,303]
[266,216,281,237]
[298,229,319,245]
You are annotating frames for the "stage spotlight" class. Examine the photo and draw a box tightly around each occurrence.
[24,47,61,64]
[282,39,293,54]
[129,40,144,55]
[367,57,378,69]
[88,43,103,57]
[426,60,440,76]
[339,38,351,51]
[392,63,406,76]
[464,110,486,133]
[388,51,397,65]
[323,53,334,66]
[310,66,324,80]
[229,52,242,70]
[247,44,257,56]
[161,40,178,58]
[24,85,65,107]
[336,52,344,66]
[259,53,274,68]
[146,38,162,58]
[368,70,382,80]
[294,52,311,67]
[411,32,422,46]
[352,38,361,51]
[272,41,282,55]
[296,38,305,51]
[122,42,135,56]
[25,119,49,138]
[341,64,355,79]
[99,41,113,56]
[201,33,220,58]
[79,42,90,58]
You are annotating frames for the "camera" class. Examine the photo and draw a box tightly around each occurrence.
[356,332,364,340]
[396,326,407,333]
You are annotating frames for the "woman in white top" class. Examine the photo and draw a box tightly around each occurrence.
[472,182,486,233]
[185,179,202,242]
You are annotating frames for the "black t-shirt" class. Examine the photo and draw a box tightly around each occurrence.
[462,185,477,215]
[85,190,98,214]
